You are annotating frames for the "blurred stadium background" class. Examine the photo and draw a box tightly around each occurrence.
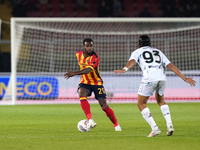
[0,0,200,104]
[1,0,200,72]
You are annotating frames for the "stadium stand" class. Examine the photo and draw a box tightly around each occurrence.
[10,0,196,18]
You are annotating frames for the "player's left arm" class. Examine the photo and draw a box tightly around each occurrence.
[161,51,196,87]
[63,68,92,80]
[114,59,136,74]
[167,63,196,87]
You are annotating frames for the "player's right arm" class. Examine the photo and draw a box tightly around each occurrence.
[167,63,196,87]
[114,59,136,74]
[114,50,138,74]
[63,68,92,80]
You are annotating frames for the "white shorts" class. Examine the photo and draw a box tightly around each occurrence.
[138,81,166,97]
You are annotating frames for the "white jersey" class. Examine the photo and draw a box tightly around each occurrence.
[129,46,171,82]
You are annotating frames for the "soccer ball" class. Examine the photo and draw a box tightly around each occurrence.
[77,119,91,132]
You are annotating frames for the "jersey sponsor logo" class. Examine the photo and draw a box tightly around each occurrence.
[80,63,87,66]
[148,65,161,68]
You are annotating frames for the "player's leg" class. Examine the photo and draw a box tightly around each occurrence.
[78,84,96,128]
[137,94,161,137]
[98,99,121,131]
[94,85,121,131]
[155,83,174,135]
[155,81,174,136]
[137,82,161,137]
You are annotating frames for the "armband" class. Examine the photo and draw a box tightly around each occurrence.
[123,67,128,72]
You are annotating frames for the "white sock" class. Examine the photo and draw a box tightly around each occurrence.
[89,119,94,123]
[160,105,173,127]
[141,107,158,130]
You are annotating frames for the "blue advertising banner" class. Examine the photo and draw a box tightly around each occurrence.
[0,77,58,99]
[0,77,9,98]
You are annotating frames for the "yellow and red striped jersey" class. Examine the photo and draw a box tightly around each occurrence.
[76,50,103,85]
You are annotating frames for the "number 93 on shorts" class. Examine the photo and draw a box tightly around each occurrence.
[78,83,107,100]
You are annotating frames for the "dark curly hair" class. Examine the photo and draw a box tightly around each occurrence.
[83,38,94,45]
[138,35,151,47]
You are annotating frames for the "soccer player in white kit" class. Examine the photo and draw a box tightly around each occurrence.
[114,35,196,137]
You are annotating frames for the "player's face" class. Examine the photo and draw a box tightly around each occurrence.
[83,41,94,55]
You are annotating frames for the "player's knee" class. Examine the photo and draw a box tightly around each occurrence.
[99,99,107,108]
[157,100,166,106]
[78,89,88,97]
[137,101,147,109]
[78,92,87,97]
[137,101,143,107]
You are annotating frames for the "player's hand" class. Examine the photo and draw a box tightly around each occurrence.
[185,77,196,87]
[114,69,126,74]
[63,70,75,79]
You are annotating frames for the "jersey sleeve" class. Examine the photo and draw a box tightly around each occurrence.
[161,51,171,67]
[129,50,139,62]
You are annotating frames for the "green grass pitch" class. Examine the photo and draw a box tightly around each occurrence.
[0,103,200,150]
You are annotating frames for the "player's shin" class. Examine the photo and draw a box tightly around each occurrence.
[80,97,92,120]
[141,107,158,130]
[160,104,173,127]
[102,105,118,126]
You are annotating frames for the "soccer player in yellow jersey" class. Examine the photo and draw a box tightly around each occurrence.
[64,38,121,131]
